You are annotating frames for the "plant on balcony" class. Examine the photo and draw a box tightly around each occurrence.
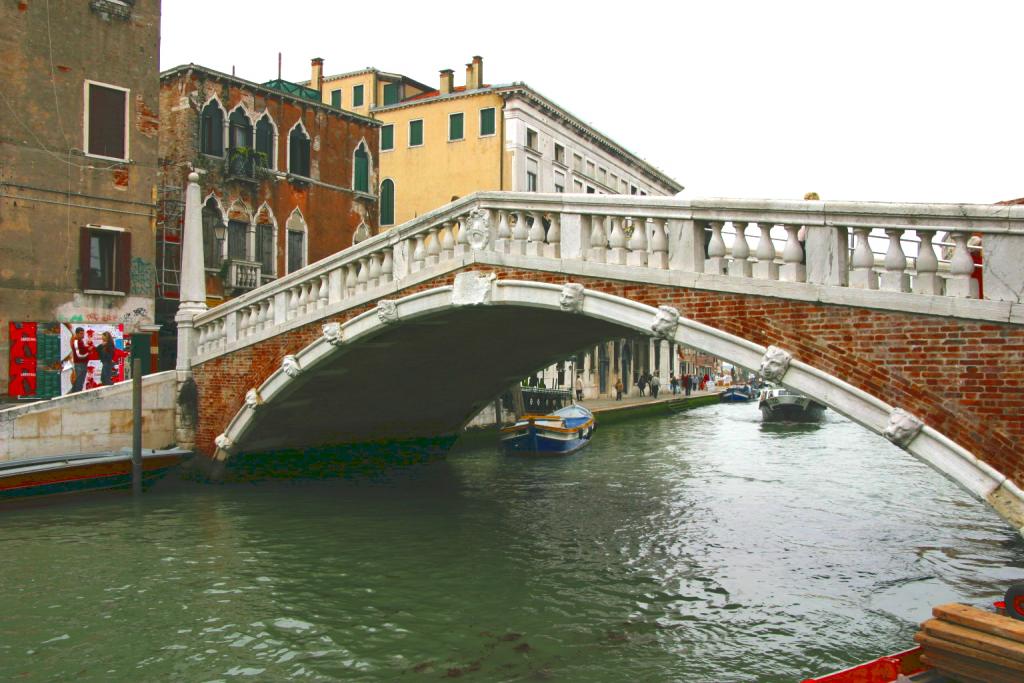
[227,147,269,180]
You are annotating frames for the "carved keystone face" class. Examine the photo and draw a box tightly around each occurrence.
[559,283,585,313]
[759,346,791,382]
[244,388,262,409]
[651,305,680,339]
[282,355,302,378]
[377,300,399,324]
[883,407,924,448]
[214,433,234,452]
[322,322,344,346]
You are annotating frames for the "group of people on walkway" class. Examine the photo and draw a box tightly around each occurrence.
[69,327,125,393]
[607,372,712,401]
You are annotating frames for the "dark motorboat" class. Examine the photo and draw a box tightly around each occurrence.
[720,385,755,402]
[500,404,595,456]
[759,387,826,423]
[0,448,187,499]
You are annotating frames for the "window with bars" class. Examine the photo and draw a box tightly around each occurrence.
[86,82,128,160]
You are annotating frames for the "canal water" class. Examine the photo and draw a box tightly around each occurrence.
[1,403,1022,682]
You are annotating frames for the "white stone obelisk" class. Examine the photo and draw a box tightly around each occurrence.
[174,172,207,451]
[175,172,208,372]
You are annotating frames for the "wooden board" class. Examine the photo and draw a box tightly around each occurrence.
[931,602,1024,644]
[922,618,1024,663]
[921,651,1023,683]
[914,632,1024,672]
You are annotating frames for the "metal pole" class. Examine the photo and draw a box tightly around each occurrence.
[132,358,143,495]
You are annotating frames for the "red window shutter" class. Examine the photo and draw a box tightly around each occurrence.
[79,227,91,290]
[116,231,132,294]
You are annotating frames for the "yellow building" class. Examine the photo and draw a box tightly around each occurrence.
[308,56,682,227]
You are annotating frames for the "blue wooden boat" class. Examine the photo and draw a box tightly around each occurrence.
[720,385,755,402]
[500,405,595,456]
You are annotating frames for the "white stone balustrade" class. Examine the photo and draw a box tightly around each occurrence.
[186,192,1024,363]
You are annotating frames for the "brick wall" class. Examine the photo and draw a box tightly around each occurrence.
[192,266,1024,487]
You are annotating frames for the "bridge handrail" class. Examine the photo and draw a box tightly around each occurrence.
[187,192,1024,360]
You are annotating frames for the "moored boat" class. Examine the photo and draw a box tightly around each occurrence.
[759,387,826,423]
[500,405,595,456]
[720,385,755,402]
[0,448,188,499]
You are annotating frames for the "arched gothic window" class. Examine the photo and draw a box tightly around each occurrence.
[255,115,275,169]
[200,100,224,156]
[353,142,369,193]
[289,123,310,177]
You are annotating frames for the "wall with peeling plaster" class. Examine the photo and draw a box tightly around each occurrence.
[0,0,161,396]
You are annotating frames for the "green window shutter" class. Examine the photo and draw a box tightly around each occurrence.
[354,145,369,193]
[331,89,341,108]
[353,85,364,107]
[380,179,395,225]
[381,125,394,151]
[449,113,463,141]
[383,83,400,105]
[480,108,495,136]
[409,120,423,146]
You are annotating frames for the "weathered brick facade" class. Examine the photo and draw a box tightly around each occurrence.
[192,266,1024,489]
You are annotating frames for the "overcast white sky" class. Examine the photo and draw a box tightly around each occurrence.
[161,1,1022,204]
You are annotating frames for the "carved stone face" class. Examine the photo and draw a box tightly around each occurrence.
[244,388,262,409]
[883,408,923,448]
[651,305,680,339]
[759,345,791,382]
[377,300,399,325]
[214,433,233,452]
[559,283,585,313]
[282,354,301,378]
[322,322,344,346]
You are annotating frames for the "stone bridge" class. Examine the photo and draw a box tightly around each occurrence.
[172,174,1024,531]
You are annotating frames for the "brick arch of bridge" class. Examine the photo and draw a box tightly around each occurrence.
[191,266,1024,531]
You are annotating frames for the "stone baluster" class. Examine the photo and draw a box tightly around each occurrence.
[380,247,394,283]
[455,215,471,256]
[411,235,426,272]
[705,221,728,274]
[263,298,274,331]
[728,221,753,277]
[236,308,248,339]
[527,212,546,257]
[495,210,511,254]
[753,221,778,279]
[912,229,942,295]
[608,216,628,265]
[649,218,668,269]
[849,227,877,289]
[301,281,315,315]
[589,215,608,263]
[627,217,649,267]
[426,226,441,265]
[439,221,456,261]
[196,324,207,355]
[286,285,299,320]
[357,257,369,292]
[945,231,978,298]
[779,224,806,282]
[510,211,528,256]
[253,302,265,333]
[318,274,329,307]
[545,213,561,259]
[344,262,358,295]
[245,305,257,337]
[880,228,910,292]
[368,253,382,288]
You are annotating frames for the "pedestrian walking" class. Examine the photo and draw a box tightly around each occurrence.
[70,327,92,393]
[97,331,118,386]
[669,374,678,394]
[614,378,624,400]
[636,374,646,396]
[650,374,660,399]
[575,375,584,401]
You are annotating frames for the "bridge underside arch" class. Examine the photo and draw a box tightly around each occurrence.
[198,274,1024,534]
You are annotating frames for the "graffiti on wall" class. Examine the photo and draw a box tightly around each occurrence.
[130,257,155,296]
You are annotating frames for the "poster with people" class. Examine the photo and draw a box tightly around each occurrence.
[58,323,128,395]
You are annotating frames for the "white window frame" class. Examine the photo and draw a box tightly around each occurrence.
[448,112,465,142]
[286,119,311,178]
[254,112,279,171]
[525,127,539,152]
[408,119,424,148]
[82,223,126,296]
[83,80,130,162]
[284,208,308,274]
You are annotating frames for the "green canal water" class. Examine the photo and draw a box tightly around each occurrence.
[1,402,1022,682]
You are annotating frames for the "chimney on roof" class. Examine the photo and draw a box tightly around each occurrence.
[440,69,454,95]
[471,56,483,89]
[311,57,324,94]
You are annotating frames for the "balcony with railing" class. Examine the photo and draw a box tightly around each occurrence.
[225,258,262,292]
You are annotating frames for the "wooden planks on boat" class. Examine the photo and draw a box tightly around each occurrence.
[915,602,1024,683]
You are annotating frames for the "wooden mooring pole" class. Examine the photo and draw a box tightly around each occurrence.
[131,358,142,495]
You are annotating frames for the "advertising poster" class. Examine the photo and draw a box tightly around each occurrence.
[8,322,37,398]
[58,323,128,395]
